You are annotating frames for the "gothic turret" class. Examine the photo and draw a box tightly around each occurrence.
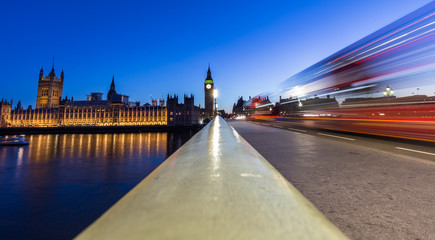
[36,59,64,108]
[16,100,22,110]
[39,67,44,80]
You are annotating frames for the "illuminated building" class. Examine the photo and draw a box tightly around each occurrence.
[7,98,167,127]
[0,99,12,126]
[0,65,207,127]
[36,59,64,108]
[1,72,168,127]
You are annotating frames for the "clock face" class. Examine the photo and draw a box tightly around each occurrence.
[206,84,212,89]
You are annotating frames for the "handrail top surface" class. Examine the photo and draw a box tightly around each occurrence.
[76,116,348,240]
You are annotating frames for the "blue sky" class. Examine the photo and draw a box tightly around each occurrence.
[0,0,431,112]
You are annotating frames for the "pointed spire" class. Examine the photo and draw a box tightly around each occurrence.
[110,75,115,91]
[205,64,213,81]
[16,100,22,110]
[50,57,55,75]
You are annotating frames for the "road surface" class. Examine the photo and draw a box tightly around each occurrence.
[229,120,435,240]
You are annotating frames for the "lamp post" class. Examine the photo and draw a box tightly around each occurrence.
[213,89,218,116]
[383,85,394,97]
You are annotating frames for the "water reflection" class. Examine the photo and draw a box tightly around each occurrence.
[16,133,172,162]
[0,131,194,240]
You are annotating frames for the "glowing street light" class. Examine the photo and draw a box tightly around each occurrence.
[383,85,394,96]
[213,89,218,116]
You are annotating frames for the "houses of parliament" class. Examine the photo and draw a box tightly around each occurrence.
[0,62,216,127]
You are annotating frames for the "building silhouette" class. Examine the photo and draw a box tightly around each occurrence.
[204,65,214,120]
[232,96,245,115]
[167,94,201,126]
[107,75,117,101]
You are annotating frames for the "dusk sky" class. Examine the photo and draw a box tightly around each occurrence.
[1,0,431,112]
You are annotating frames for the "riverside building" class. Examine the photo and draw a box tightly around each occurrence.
[0,64,205,127]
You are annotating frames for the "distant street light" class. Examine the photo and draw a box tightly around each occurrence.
[383,85,394,96]
[213,89,218,116]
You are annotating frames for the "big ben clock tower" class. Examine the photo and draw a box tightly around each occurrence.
[204,65,214,119]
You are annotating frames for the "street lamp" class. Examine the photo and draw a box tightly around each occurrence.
[298,100,303,107]
[213,89,218,116]
[383,85,394,96]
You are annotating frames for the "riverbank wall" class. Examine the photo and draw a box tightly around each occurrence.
[0,125,204,135]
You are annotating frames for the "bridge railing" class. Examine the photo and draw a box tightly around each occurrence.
[75,116,348,240]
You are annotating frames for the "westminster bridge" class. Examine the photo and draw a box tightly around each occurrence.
[75,117,434,240]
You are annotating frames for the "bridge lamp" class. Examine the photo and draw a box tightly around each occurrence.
[213,89,218,116]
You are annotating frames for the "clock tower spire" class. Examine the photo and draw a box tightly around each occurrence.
[204,65,214,120]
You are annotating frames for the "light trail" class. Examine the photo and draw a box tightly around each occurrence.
[356,29,435,64]
[318,24,435,77]
[327,11,435,65]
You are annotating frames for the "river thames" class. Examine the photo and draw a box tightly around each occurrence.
[0,131,195,239]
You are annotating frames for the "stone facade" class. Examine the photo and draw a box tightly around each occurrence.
[6,100,166,127]
[0,63,207,127]
[36,64,64,108]
[1,75,166,127]
[0,100,12,126]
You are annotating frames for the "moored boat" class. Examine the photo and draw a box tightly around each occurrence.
[0,135,29,146]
